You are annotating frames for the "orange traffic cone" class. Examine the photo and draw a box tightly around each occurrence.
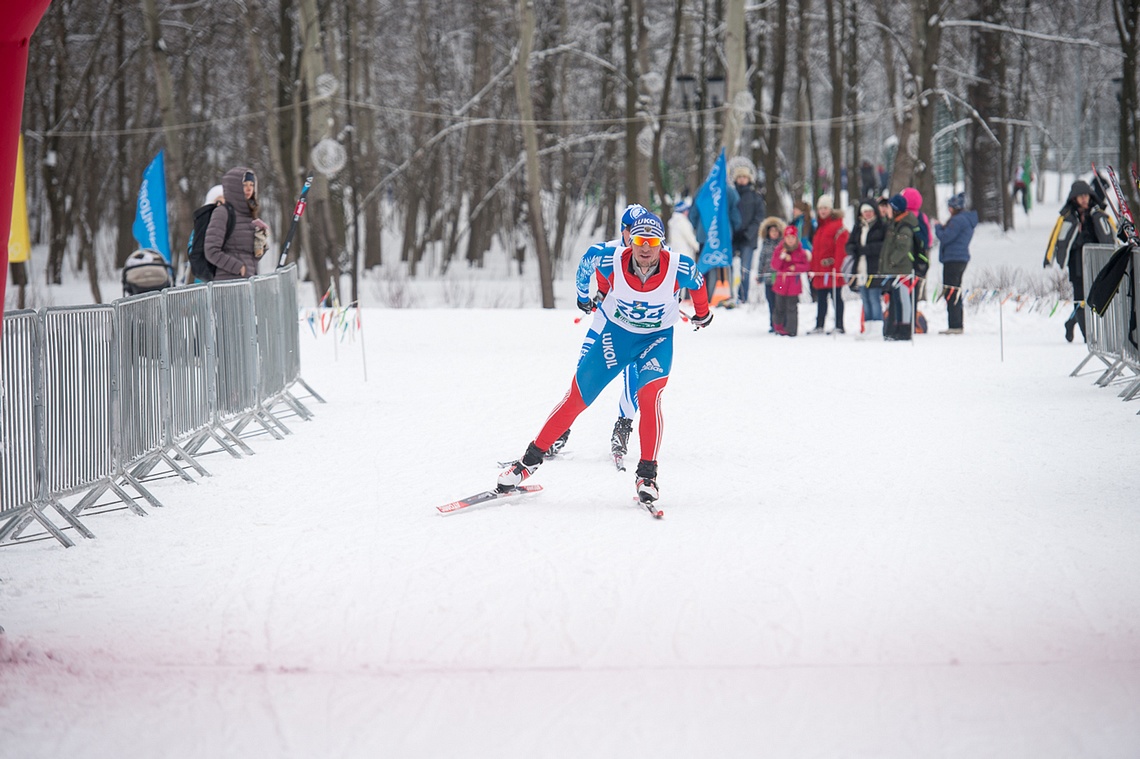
[710,277,732,308]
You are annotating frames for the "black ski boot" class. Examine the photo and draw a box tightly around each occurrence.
[546,429,570,457]
[635,459,659,503]
[498,442,545,491]
[611,417,634,456]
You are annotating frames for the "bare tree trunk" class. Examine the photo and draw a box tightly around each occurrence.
[967,0,1005,225]
[791,0,811,203]
[139,0,192,272]
[761,0,789,219]
[243,0,289,251]
[622,0,649,202]
[910,0,943,217]
[651,0,685,217]
[297,0,335,300]
[825,0,844,205]
[846,0,860,209]
[721,0,747,156]
[115,8,134,270]
[516,0,555,307]
[595,0,618,235]
[1114,0,1140,214]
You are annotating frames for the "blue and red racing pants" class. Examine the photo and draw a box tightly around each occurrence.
[535,323,674,461]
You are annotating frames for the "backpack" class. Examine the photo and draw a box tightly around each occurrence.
[187,202,234,282]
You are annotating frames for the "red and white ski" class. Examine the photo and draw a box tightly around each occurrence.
[436,485,543,515]
[637,496,664,519]
[1095,163,1139,248]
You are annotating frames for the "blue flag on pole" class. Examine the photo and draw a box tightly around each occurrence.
[132,150,170,262]
[694,148,731,273]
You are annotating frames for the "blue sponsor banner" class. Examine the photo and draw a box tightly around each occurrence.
[694,149,730,272]
[132,150,171,262]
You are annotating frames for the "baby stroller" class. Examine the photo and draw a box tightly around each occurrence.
[122,248,174,297]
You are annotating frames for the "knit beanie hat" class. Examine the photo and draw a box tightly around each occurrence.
[888,194,908,214]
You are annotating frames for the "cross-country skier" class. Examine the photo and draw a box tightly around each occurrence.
[498,212,713,505]
[559,203,649,465]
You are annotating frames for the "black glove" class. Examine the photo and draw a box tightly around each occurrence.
[576,297,594,314]
[691,311,713,329]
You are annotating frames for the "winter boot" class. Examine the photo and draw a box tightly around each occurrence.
[546,429,570,457]
[611,417,634,456]
[498,442,545,490]
[635,459,659,503]
[856,320,882,341]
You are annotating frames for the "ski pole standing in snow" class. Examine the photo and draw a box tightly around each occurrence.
[497,212,713,513]
[277,174,313,269]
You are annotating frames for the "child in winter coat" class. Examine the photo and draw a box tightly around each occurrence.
[755,217,786,332]
[770,226,810,336]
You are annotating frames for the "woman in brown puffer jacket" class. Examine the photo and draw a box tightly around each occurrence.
[205,166,267,280]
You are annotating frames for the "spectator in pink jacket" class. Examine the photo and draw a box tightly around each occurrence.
[901,187,932,297]
[770,226,810,336]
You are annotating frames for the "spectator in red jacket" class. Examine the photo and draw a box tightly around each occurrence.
[807,195,850,334]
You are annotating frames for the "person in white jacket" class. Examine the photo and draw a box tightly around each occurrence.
[668,199,700,259]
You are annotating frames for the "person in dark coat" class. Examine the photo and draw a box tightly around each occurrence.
[859,160,878,199]
[1046,179,1115,342]
[205,166,268,280]
[879,194,925,341]
[730,160,765,304]
[847,200,887,339]
[934,192,978,334]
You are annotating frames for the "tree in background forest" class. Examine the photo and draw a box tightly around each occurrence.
[16,0,1139,306]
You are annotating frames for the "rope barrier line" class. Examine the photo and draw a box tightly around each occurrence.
[755,269,1074,315]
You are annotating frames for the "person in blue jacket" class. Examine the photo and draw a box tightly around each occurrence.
[933,192,978,334]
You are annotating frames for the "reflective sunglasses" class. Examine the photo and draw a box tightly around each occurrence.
[631,235,663,247]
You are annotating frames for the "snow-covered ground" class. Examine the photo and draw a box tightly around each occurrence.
[2,198,1140,757]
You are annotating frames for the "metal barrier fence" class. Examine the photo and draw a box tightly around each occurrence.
[0,265,321,547]
[1074,244,1140,411]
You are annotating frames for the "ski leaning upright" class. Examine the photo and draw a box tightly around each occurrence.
[1096,163,1140,248]
[276,174,314,269]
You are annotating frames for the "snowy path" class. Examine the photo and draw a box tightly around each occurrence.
[2,304,1139,758]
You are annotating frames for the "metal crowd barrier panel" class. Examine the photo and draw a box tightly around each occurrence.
[1,311,92,546]
[42,305,158,531]
[1084,245,1140,389]
[251,274,299,434]
[1,268,320,547]
[114,292,197,486]
[1072,245,1117,378]
[279,265,325,407]
[1125,249,1140,407]
[163,284,248,464]
[209,279,282,442]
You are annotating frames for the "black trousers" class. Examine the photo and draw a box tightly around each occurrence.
[942,261,967,329]
[814,287,845,330]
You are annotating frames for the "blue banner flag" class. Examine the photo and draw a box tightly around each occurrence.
[694,149,731,273]
[132,150,171,262]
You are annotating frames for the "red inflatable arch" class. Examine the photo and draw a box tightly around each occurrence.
[0,1,51,321]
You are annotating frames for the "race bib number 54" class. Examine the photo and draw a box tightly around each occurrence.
[613,299,664,329]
